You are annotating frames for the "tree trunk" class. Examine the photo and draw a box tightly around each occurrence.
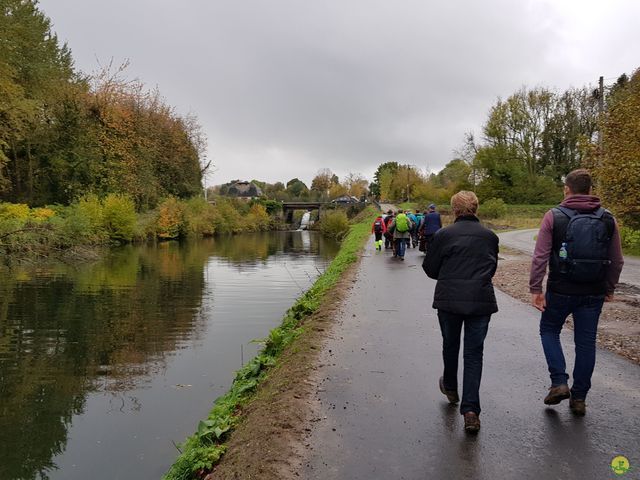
[26,141,33,203]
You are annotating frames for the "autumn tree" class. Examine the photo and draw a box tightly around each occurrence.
[285,178,309,199]
[369,161,398,199]
[310,168,334,200]
[343,172,368,199]
[596,68,640,228]
[0,2,205,207]
[468,86,598,203]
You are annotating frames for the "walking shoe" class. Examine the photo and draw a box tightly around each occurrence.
[544,384,570,405]
[463,412,481,433]
[439,376,459,404]
[569,398,586,416]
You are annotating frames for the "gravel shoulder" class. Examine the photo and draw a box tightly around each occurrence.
[495,248,640,364]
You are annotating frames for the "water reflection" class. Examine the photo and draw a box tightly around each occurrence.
[0,231,338,480]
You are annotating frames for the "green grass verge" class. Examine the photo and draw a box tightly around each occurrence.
[163,211,377,480]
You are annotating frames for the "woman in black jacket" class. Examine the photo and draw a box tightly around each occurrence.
[423,191,499,433]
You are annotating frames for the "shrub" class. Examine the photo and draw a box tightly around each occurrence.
[620,226,640,254]
[0,203,30,222]
[75,195,105,233]
[30,207,56,222]
[480,198,507,219]
[102,194,137,242]
[250,198,282,216]
[156,197,188,239]
[212,198,244,234]
[56,203,94,244]
[184,197,216,237]
[244,204,270,232]
[319,210,350,240]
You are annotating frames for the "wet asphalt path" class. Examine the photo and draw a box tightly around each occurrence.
[302,240,640,480]
[499,229,640,289]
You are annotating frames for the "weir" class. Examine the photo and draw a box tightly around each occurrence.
[282,201,326,224]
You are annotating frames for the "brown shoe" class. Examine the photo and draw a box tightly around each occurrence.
[544,384,570,405]
[463,412,481,433]
[569,398,586,416]
[439,376,459,404]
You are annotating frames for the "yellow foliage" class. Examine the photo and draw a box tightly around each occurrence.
[244,203,270,232]
[30,207,55,221]
[0,203,30,221]
[597,68,640,228]
[156,197,187,239]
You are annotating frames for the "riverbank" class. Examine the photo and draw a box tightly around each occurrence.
[0,196,277,261]
[162,208,377,480]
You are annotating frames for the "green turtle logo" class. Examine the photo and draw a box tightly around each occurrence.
[611,456,630,476]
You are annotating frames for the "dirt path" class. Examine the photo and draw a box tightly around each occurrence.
[499,228,640,289]
[494,248,640,364]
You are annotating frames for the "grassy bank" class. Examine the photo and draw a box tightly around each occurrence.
[163,207,377,480]
[0,196,276,259]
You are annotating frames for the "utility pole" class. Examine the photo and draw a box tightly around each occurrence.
[598,76,604,114]
[598,75,605,164]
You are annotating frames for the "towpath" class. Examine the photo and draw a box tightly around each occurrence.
[301,239,640,480]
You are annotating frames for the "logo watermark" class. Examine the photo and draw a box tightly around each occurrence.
[611,456,631,476]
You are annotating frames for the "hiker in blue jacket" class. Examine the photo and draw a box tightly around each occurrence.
[419,204,442,253]
[408,210,420,248]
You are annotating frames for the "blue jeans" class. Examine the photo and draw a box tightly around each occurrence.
[539,291,604,400]
[438,311,490,415]
[395,238,406,257]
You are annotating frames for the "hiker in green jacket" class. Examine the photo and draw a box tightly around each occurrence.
[390,210,411,260]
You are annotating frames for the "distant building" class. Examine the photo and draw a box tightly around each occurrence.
[226,181,263,199]
[331,195,359,204]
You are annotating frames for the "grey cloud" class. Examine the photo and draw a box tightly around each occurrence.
[40,0,640,184]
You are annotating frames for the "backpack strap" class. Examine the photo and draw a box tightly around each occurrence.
[555,206,578,218]
[592,207,605,219]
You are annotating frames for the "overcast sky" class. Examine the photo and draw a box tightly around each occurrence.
[39,0,640,187]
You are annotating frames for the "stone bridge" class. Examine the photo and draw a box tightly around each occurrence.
[281,202,327,223]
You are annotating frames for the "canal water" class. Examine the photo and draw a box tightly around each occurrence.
[0,231,339,480]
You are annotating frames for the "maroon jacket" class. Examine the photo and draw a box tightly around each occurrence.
[529,195,624,295]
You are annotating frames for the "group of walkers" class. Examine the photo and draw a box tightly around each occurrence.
[372,169,624,434]
[371,205,442,260]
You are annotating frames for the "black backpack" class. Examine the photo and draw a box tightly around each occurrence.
[552,206,614,283]
[373,219,384,233]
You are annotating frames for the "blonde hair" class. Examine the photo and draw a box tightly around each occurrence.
[451,190,478,217]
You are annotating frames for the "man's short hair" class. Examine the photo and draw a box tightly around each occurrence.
[451,191,478,217]
[564,169,592,195]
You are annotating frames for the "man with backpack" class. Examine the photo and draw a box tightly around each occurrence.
[391,209,411,260]
[371,214,387,251]
[530,169,624,416]
[419,204,442,253]
[407,210,419,248]
[413,209,424,248]
[383,210,395,250]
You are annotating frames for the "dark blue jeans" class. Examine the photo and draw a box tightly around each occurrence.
[438,311,491,415]
[395,238,406,257]
[540,291,604,400]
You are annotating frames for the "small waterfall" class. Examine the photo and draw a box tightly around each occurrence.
[299,211,311,230]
